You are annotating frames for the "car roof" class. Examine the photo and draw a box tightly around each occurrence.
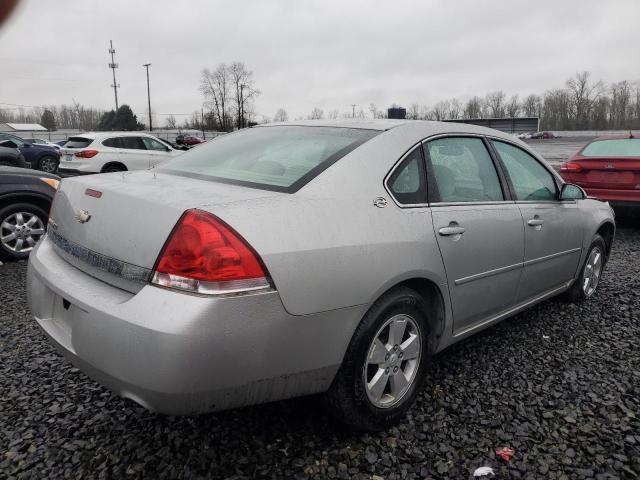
[69,132,158,139]
[257,119,521,142]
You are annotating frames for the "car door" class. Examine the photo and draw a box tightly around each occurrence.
[490,140,583,301]
[425,136,525,336]
[141,136,175,167]
[118,136,152,170]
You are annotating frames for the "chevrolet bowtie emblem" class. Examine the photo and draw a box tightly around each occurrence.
[75,209,92,224]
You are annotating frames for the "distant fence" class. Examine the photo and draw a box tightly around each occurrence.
[0,129,227,144]
[445,117,540,134]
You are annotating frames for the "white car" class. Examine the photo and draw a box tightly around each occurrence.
[58,132,184,175]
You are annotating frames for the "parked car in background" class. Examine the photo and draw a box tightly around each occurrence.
[0,166,58,260]
[516,132,532,139]
[0,133,61,173]
[0,145,29,169]
[176,133,206,146]
[560,134,640,215]
[531,131,556,139]
[28,120,615,431]
[55,140,68,147]
[58,132,184,175]
[23,138,62,151]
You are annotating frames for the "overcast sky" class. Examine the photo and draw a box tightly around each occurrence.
[1,0,639,125]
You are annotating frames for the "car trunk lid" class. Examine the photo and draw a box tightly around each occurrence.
[48,170,283,291]
[570,156,640,189]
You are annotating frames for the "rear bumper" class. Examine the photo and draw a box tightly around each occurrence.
[27,237,363,414]
[581,187,640,204]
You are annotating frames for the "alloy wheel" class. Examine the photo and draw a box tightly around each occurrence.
[0,212,45,253]
[582,246,603,297]
[363,314,421,408]
[39,157,58,173]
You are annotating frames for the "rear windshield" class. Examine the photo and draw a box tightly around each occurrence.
[65,137,94,149]
[158,126,379,192]
[581,138,640,157]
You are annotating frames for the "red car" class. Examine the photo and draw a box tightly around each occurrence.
[175,134,205,146]
[560,134,640,214]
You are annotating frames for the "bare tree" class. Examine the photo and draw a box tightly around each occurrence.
[610,81,632,129]
[464,96,483,119]
[165,115,177,129]
[328,109,339,120]
[447,98,462,120]
[566,71,604,129]
[485,91,506,118]
[273,108,288,123]
[431,101,449,121]
[200,64,231,131]
[506,94,520,118]
[522,94,542,117]
[308,108,324,120]
[369,103,380,119]
[407,104,421,120]
[229,62,259,129]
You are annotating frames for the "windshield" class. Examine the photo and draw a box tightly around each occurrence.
[581,138,640,157]
[158,126,379,192]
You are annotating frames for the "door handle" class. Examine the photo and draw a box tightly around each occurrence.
[439,223,466,236]
[527,218,544,226]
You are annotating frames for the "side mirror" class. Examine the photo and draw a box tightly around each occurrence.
[560,183,586,201]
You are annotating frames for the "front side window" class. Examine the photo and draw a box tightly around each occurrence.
[387,146,426,205]
[493,141,557,201]
[158,126,379,192]
[142,137,169,151]
[581,138,640,157]
[425,137,503,203]
[119,137,146,150]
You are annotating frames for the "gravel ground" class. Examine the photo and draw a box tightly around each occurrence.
[1,224,639,480]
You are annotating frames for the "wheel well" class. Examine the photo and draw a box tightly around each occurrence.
[597,222,615,260]
[101,162,127,173]
[0,194,52,215]
[397,278,446,354]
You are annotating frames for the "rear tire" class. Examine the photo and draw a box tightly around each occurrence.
[562,234,607,302]
[0,203,48,261]
[102,164,126,173]
[325,286,430,431]
[38,156,59,174]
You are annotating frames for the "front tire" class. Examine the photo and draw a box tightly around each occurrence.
[0,203,48,261]
[325,286,430,431]
[562,234,607,302]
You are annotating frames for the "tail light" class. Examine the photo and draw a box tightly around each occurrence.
[151,209,272,295]
[74,149,99,158]
[560,162,583,173]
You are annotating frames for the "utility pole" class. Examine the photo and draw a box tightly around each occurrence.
[201,108,205,138]
[143,63,152,131]
[240,84,246,129]
[351,104,356,118]
[108,40,120,111]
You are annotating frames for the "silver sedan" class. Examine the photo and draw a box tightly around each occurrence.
[27,120,615,430]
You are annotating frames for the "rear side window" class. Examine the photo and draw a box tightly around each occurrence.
[119,137,146,150]
[102,137,121,148]
[581,138,640,157]
[387,146,426,205]
[493,140,557,201]
[425,137,504,203]
[158,126,379,192]
[65,137,93,149]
